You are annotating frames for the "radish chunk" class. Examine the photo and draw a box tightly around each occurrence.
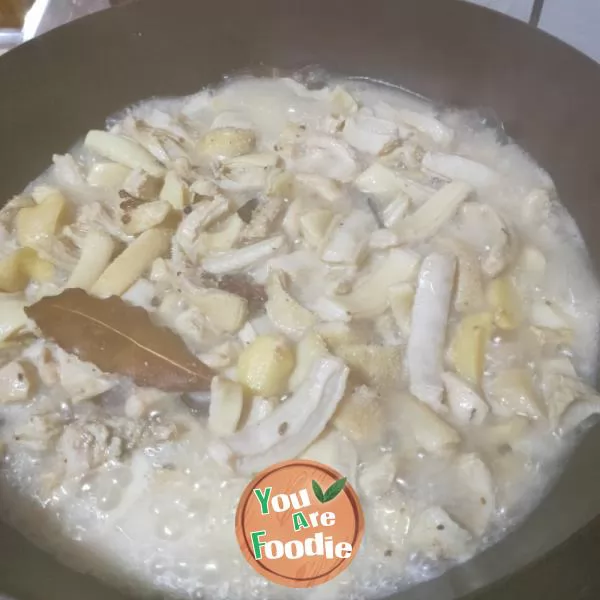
[407,253,456,411]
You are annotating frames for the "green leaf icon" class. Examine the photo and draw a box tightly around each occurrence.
[313,477,347,503]
[323,477,347,502]
[312,479,325,503]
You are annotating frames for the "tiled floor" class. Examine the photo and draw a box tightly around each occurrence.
[466,0,600,63]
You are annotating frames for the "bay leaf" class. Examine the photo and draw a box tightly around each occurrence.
[25,288,214,392]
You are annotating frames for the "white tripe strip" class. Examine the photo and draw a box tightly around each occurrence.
[410,506,472,561]
[394,180,472,243]
[449,454,496,536]
[422,152,499,189]
[342,110,398,154]
[354,162,434,204]
[292,135,358,182]
[397,109,454,146]
[175,195,230,259]
[442,371,489,425]
[335,248,420,318]
[210,355,348,475]
[407,253,456,411]
[321,210,374,265]
[202,235,285,274]
[84,130,165,177]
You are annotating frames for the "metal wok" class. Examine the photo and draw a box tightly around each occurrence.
[1,0,600,598]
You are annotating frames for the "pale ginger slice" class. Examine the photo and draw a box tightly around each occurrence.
[333,385,383,443]
[237,335,295,397]
[334,344,401,390]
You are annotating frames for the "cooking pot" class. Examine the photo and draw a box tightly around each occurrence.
[1,0,600,598]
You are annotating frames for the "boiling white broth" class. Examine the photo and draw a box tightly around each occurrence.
[0,73,599,600]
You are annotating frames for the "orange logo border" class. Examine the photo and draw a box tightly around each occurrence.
[235,459,365,588]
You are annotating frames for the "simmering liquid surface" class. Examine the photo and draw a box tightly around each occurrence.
[0,74,599,600]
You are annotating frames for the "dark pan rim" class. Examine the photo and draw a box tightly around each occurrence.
[1,1,600,599]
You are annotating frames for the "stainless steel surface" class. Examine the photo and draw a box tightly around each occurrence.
[0,0,110,53]
[466,0,536,22]
[23,0,110,39]
[539,0,600,63]
[0,30,22,50]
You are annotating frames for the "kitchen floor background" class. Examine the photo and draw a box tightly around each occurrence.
[467,0,600,62]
